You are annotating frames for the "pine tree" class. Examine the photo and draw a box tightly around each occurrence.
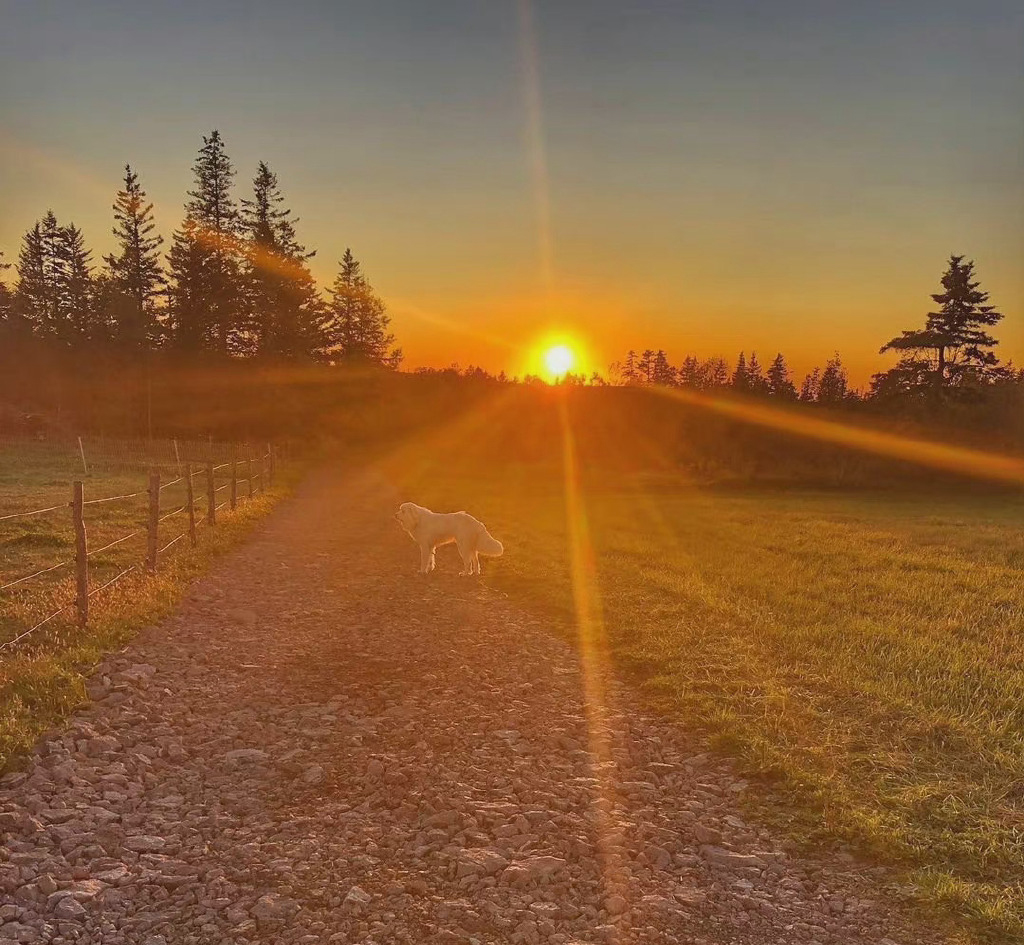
[799,366,821,403]
[637,349,655,384]
[747,351,768,395]
[56,223,94,347]
[766,353,797,400]
[817,352,849,405]
[15,211,63,337]
[104,164,164,349]
[880,255,1003,388]
[679,355,699,389]
[166,215,207,352]
[240,162,322,358]
[0,251,14,338]
[731,351,749,391]
[701,357,729,389]
[621,350,639,384]
[168,130,243,354]
[321,249,400,366]
[652,349,676,386]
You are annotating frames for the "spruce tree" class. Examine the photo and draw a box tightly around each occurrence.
[731,351,749,391]
[15,212,62,337]
[621,350,639,384]
[56,223,94,347]
[321,249,400,366]
[799,367,821,403]
[104,164,164,349]
[240,161,322,358]
[880,255,1002,390]
[766,353,797,400]
[817,352,849,405]
[168,130,242,354]
[747,351,768,395]
[678,355,699,389]
[637,349,655,384]
[652,349,676,386]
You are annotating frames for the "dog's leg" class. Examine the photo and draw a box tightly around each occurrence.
[472,551,481,574]
[457,539,474,576]
[419,543,435,574]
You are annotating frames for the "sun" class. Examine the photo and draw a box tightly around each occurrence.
[543,344,576,380]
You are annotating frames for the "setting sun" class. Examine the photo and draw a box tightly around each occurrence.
[543,344,576,380]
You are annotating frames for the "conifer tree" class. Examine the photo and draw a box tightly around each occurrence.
[57,223,94,346]
[321,249,400,366]
[621,350,639,384]
[104,164,164,349]
[799,366,821,403]
[15,212,62,337]
[731,351,749,391]
[747,351,768,395]
[168,130,242,354]
[678,355,699,389]
[766,353,797,400]
[240,161,322,358]
[817,352,849,405]
[652,349,676,386]
[880,255,1002,390]
[637,349,655,384]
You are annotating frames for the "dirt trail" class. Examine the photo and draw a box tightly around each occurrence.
[0,469,943,945]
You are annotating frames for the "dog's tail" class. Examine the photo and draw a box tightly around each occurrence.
[478,528,504,557]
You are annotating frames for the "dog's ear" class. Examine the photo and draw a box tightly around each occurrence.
[408,506,420,525]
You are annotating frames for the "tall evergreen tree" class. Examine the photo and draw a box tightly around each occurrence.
[880,255,1003,388]
[167,130,242,354]
[799,367,821,403]
[747,351,768,395]
[766,353,797,400]
[817,352,849,405]
[15,211,62,337]
[731,351,749,391]
[637,349,655,384]
[56,223,94,347]
[104,164,164,349]
[621,350,639,384]
[321,249,400,366]
[0,251,14,339]
[240,161,322,358]
[651,349,675,386]
[678,355,699,389]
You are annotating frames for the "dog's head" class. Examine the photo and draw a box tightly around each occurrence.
[395,502,421,535]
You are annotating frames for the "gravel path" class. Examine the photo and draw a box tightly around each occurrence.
[0,469,945,945]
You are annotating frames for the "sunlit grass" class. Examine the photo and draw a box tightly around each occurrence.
[0,447,292,770]
[398,458,1024,942]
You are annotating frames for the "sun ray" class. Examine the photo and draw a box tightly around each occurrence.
[646,385,1024,487]
[557,397,630,940]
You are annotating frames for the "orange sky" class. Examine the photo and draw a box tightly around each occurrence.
[1,2,1021,387]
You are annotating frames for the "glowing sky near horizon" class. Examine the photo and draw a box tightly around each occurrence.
[1,0,1021,383]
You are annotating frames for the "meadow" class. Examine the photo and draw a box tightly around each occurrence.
[391,445,1024,942]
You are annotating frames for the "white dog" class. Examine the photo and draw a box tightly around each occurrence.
[395,502,504,575]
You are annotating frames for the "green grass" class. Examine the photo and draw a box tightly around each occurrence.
[393,458,1024,943]
[0,441,290,771]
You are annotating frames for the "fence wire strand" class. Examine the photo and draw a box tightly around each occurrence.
[0,558,73,592]
[0,503,68,523]
[83,491,143,506]
[159,505,185,523]
[87,530,142,558]
[0,601,74,652]
[159,477,183,491]
[157,532,186,555]
[88,564,137,598]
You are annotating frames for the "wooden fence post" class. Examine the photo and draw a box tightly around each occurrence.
[146,470,160,573]
[185,464,197,547]
[247,448,254,499]
[230,459,238,511]
[206,461,216,526]
[73,481,88,628]
[77,437,89,476]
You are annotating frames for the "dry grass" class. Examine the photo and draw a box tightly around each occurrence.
[395,458,1024,943]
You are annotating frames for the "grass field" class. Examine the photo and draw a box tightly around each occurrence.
[0,437,284,770]
[390,450,1024,942]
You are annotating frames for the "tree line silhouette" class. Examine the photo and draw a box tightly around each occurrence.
[0,130,400,366]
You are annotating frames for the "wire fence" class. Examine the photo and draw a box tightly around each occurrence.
[0,438,278,655]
